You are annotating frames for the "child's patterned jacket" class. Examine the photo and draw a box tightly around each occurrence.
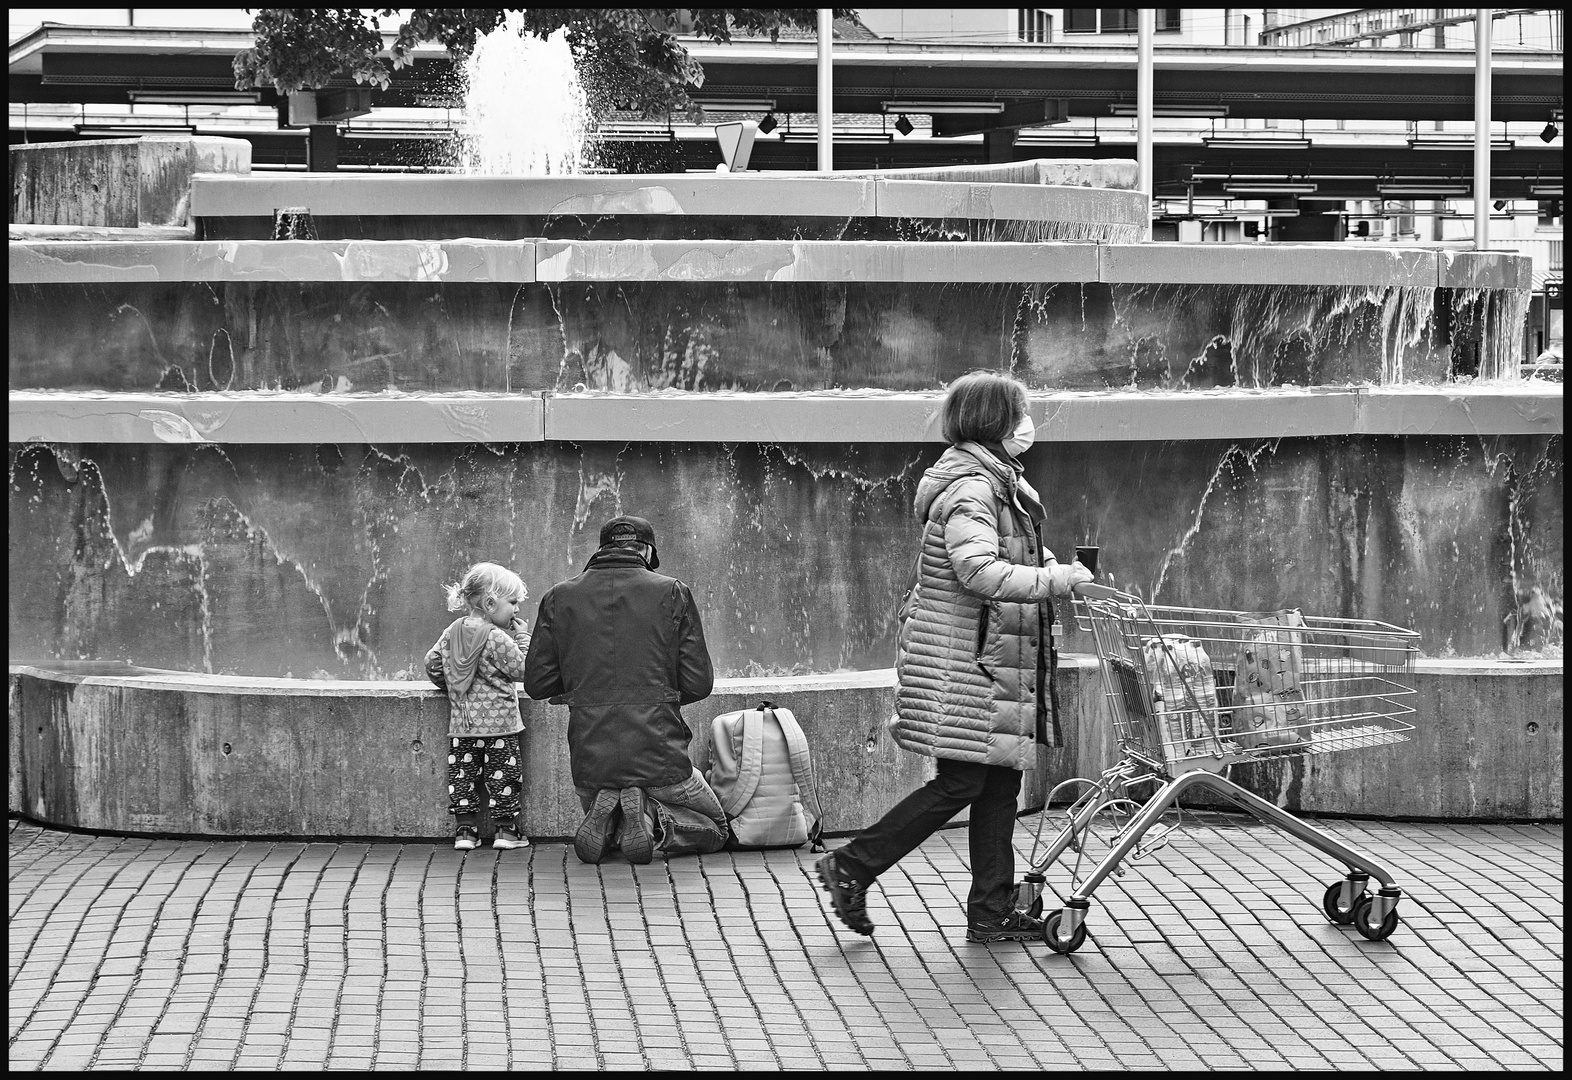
[425,617,530,737]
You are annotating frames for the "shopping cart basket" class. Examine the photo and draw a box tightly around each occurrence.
[1016,583,1421,953]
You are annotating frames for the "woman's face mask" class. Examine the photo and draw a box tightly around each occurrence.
[1001,414,1037,458]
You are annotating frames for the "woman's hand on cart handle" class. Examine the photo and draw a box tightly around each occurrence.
[1048,559,1095,597]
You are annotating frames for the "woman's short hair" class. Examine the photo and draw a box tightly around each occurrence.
[940,370,1028,445]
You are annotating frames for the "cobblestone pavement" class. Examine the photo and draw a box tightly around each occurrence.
[8,814,1563,1071]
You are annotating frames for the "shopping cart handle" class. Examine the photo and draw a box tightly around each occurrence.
[1070,582,1126,601]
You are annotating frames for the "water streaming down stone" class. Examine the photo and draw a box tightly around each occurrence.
[7,278,1518,393]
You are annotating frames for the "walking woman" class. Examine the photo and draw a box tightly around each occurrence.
[815,370,1092,942]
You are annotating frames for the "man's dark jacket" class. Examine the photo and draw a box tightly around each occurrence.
[522,547,714,790]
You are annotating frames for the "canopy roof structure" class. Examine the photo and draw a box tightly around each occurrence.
[8,23,1564,199]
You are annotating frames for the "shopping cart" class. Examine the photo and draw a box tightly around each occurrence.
[1016,583,1421,954]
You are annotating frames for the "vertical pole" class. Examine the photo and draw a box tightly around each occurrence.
[1137,9,1154,240]
[817,9,834,173]
[1474,9,1492,250]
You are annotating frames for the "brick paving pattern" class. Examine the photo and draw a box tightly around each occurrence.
[8,814,1563,1070]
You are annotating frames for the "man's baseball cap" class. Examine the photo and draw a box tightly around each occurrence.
[598,515,660,569]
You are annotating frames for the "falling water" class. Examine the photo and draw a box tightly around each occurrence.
[457,19,590,175]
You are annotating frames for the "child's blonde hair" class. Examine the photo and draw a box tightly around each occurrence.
[444,562,527,614]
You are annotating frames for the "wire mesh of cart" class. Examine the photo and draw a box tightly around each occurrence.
[1015,582,1421,954]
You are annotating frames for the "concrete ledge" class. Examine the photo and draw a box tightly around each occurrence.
[845,159,1140,190]
[9,386,1561,445]
[189,174,883,220]
[1102,242,1443,288]
[7,391,547,444]
[1439,249,1537,290]
[9,657,1561,839]
[11,136,251,229]
[533,240,1101,283]
[185,174,1150,227]
[8,239,535,284]
[871,180,1147,228]
[14,238,1530,289]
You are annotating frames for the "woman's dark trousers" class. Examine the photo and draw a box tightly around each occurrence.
[833,758,1023,923]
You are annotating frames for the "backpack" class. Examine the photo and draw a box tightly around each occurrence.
[705,702,825,851]
[1231,610,1312,751]
[1140,634,1227,766]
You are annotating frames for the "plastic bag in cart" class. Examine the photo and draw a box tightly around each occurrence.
[1231,609,1313,750]
[1140,634,1227,762]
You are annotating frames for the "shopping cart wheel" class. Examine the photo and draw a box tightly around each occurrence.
[1321,881,1362,926]
[1025,896,1044,920]
[1351,895,1399,941]
[1043,910,1087,954]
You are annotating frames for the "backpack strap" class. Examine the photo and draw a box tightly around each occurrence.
[763,703,826,853]
[718,704,766,820]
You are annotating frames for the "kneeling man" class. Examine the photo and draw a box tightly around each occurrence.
[524,515,728,863]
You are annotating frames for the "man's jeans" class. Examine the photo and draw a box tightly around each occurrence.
[577,768,729,859]
[833,758,1023,923]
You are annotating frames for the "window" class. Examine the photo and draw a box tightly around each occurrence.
[1100,9,1137,33]
[1067,9,1180,34]
[1017,9,1052,43]
[1065,9,1097,33]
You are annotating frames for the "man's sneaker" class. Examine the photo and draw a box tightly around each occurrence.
[573,789,622,864]
[453,825,480,851]
[492,821,530,850]
[617,788,654,865]
[815,851,874,936]
[965,910,1045,943]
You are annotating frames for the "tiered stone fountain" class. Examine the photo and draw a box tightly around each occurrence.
[9,137,1562,839]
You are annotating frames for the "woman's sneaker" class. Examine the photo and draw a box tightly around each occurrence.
[453,824,480,851]
[965,910,1045,943]
[815,852,874,936]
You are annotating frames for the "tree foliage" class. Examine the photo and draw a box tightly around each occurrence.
[235,8,857,119]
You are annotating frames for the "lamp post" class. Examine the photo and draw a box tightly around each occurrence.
[817,9,833,173]
[1137,9,1154,240]
[1475,9,1493,250]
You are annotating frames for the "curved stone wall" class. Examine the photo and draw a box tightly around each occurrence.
[7,429,1561,678]
[10,659,1560,838]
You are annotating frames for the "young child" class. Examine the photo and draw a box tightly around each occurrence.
[425,562,531,851]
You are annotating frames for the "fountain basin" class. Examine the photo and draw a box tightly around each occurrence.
[8,147,1560,815]
[10,658,1559,837]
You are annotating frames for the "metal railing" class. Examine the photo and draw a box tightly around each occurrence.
[1260,8,1555,49]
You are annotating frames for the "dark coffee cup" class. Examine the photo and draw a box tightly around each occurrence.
[1075,545,1100,576]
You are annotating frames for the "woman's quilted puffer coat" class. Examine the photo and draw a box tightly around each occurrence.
[892,442,1060,770]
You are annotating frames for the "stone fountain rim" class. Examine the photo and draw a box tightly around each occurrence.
[187,172,1151,226]
[10,657,1560,697]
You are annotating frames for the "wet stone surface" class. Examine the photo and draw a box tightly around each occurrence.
[8,434,1560,678]
[7,279,1519,393]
